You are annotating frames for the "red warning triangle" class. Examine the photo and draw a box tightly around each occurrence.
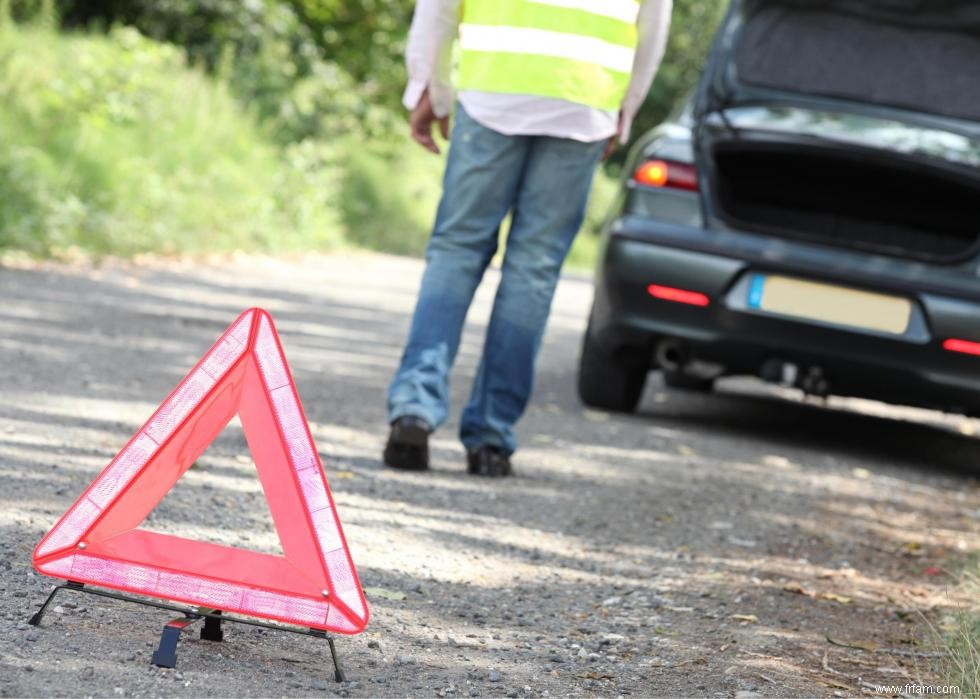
[32,309,369,634]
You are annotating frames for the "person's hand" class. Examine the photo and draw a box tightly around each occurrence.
[410,89,450,154]
[602,111,625,162]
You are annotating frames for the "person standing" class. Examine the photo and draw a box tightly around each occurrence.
[385,0,673,477]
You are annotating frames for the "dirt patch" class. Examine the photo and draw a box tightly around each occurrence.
[1,254,978,697]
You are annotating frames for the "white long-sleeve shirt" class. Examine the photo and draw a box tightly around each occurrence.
[403,0,673,144]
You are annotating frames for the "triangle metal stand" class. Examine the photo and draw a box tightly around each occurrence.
[29,580,346,682]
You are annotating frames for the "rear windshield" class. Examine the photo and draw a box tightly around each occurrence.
[734,0,980,122]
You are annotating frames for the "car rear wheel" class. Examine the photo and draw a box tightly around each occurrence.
[577,333,648,413]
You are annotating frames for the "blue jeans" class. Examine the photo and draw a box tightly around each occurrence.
[388,105,605,455]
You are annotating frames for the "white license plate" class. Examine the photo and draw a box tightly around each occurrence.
[747,274,912,335]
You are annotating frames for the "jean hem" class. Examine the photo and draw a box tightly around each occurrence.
[460,435,514,457]
[388,409,438,429]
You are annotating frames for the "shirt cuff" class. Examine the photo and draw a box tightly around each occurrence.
[429,83,454,118]
[402,79,428,112]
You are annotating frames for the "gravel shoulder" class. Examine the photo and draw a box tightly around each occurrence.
[1,253,979,698]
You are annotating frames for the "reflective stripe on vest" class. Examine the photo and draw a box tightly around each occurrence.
[457,0,640,112]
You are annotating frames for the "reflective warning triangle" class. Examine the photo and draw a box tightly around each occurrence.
[32,309,369,634]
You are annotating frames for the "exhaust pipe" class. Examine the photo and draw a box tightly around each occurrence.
[760,359,799,387]
[760,360,830,396]
[801,366,830,397]
[656,339,687,373]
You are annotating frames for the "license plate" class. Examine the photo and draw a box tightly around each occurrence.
[746,274,912,335]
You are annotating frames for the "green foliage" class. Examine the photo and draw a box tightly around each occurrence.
[39,0,728,150]
[339,140,443,256]
[939,610,980,696]
[335,141,618,269]
[36,0,54,28]
[0,0,730,265]
[26,0,394,144]
[0,26,342,256]
[7,0,59,25]
[935,559,980,697]
[626,0,728,158]
[287,0,413,111]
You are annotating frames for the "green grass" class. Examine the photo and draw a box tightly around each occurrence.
[339,137,618,272]
[0,24,613,272]
[933,561,980,695]
[0,25,342,257]
[938,612,980,695]
[338,139,445,257]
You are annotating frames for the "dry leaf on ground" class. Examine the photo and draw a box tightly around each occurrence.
[826,636,878,652]
[364,587,407,601]
[577,672,614,681]
[782,582,811,596]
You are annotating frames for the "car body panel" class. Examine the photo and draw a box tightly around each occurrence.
[694,0,980,138]
[717,107,980,169]
[591,235,980,415]
[608,215,980,302]
[586,10,980,415]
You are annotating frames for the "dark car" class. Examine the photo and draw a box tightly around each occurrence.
[579,0,980,416]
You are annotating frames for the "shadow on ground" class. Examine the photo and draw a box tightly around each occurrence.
[1,255,978,697]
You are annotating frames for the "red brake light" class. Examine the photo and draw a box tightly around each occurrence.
[944,339,980,356]
[648,284,710,307]
[633,160,698,192]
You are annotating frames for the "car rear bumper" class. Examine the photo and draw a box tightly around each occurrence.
[591,220,980,415]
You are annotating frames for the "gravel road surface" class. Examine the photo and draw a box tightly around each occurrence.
[1,253,979,698]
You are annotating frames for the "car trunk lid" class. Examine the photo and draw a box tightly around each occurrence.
[690,0,980,265]
[695,0,980,125]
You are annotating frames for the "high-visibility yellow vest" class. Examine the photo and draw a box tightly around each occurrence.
[457,0,640,112]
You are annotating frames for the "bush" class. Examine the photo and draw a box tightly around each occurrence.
[0,26,343,256]
[0,0,729,268]
[339,138,444,256]
[336,132,619,271]
[27,0,401,145]
[34,0,728,153]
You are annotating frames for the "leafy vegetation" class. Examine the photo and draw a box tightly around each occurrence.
[933,562,980,696]
[0,0,726,263]
[0,26,341,256]
[630,0,728,141]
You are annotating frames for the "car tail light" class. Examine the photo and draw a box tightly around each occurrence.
[648,284,710,307]
[943,339,980,356]
[633,160,698,192]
